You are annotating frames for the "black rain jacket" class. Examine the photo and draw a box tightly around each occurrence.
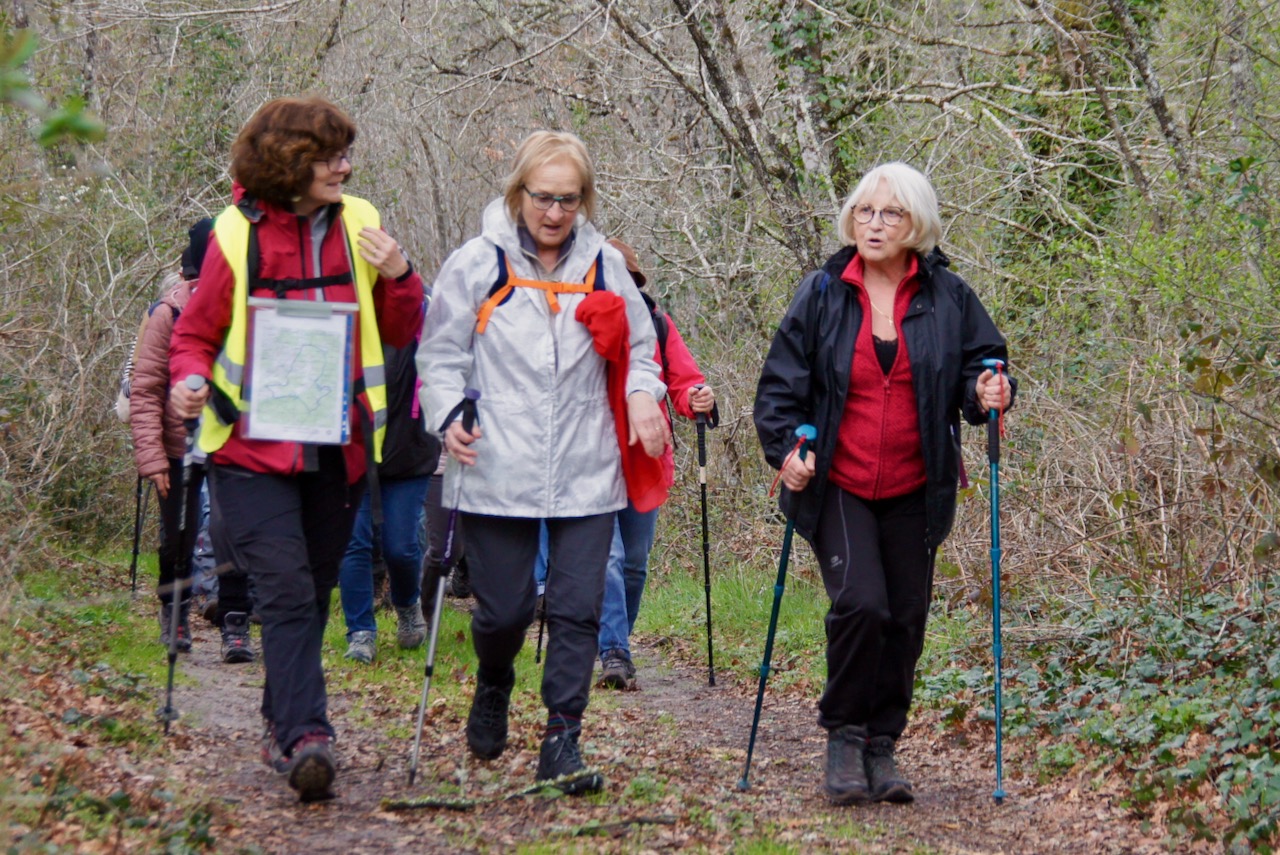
[753,245,1016,548]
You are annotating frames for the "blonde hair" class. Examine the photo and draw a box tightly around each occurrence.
[503,131,597,222]
[836,162,943,255]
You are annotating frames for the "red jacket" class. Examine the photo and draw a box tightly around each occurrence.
[828,254,927,500]
[169,190,424,483]
[653,313,706,490]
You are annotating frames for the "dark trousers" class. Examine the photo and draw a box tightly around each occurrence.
[206,476,254,623]
[155,457,204,605]
[811,486,934,740]
[208,451,362,753]
[462,513,612,719]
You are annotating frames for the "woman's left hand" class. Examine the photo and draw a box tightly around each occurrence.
[358,227,410,279]
[627,391,670,458]
[975,369,1012,412]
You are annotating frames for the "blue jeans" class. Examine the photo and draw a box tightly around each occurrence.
[532,521,549,592]
[597,502,659,659]
[338,475,430,638]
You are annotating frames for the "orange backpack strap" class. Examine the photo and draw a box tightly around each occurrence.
[475,247,601,334]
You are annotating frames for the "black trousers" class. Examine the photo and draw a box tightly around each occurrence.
[462,512,612,719]
[811,485,934,740]
[206,472,254,624]
[208,450,362,753]
[155,457,204,605]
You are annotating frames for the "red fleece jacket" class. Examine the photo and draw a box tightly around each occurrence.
[575,291,668,513]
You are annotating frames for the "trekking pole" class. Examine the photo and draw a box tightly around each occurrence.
[696,397,715,687]
[982,357,1007,805]
[129,476,151,596]
[159,374,204,734]
[737,424,816,792]
[409,388,480,787]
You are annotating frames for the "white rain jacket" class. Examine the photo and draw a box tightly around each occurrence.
[417,198,665,517]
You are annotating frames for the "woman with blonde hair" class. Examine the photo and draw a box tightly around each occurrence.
[418,130,667,794]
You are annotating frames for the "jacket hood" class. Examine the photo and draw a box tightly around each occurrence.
[478,197,607,282]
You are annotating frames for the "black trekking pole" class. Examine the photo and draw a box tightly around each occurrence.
[696,400,715,687]
[129,476,151,597]
[159,374,204,734]
[982,357,1008,805]
[409,388,480,787]
[737,424,816,791]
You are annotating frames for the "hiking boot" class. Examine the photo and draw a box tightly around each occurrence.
[824,725,871,804]
[281,732,336,803]
[596,650,636,690]
[199,595,219,626]
[220,611,256,664]
[344,630,377,664]
[158,603,193,653]
[447,559,471,599]
[866,735,914,803]
[395,602,427,649]
[536,715,603,795]
[466,669,513,760]
[261,719,284,770]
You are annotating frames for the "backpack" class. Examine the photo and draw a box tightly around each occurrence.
[115,300,179,423]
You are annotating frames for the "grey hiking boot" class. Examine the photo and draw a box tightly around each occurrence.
[536,714,603,795]
[220,611,255,664]
[281,732,336,803]
[395,602,427,649]
[158,603,192,653]
[824,724,871,804]
[344,630,377,664]
[866,735,914,803]
[466,669,514,760]
[596,650,636,690]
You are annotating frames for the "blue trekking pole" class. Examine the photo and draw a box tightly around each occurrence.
[737,424,816,791]
[409,387,480,787]
[982,357,1007,805]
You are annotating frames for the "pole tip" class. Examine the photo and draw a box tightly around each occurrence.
[408,770,416,787]
[736,778,750,791]
[993,789,1006,805]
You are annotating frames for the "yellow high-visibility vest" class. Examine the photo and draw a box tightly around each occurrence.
[199,195,388,461]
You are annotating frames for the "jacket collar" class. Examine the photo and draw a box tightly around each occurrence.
[821,245,950,285]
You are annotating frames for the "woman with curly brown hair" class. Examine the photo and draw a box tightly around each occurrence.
[170,96,425,802]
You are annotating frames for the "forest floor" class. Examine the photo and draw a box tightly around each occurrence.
[98,600,1187,855]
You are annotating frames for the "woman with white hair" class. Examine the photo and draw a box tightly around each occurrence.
[754,162,1016,804]
[418,130,667,794]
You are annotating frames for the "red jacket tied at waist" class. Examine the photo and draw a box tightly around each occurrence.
[575,291,668,513]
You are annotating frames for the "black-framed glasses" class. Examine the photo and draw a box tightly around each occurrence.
[523,186,583,212]
[320,149,352,171]
[851,204,906,226]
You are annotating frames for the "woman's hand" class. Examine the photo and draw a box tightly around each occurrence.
[148,471,170,499]
[444,420,483,466]
[975,369,1013,413]
[358,227,410,280]
[169,376,210,420]
[627,391,670,458]
[687,384,715,414]
[780,448,816,492]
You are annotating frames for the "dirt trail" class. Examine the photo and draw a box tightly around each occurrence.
[165,614,1168,854]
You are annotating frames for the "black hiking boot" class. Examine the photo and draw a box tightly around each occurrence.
[824,724,871,804]
[220,611,256,664]
[536,714,603,795]
[866,735,914,803]
[280,732,336,803]
[596,650,636,690]
[158,603,193,653]
[466,669,514,760]
[447,557,471,599]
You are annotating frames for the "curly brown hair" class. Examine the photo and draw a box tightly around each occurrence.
[230,97,357,205]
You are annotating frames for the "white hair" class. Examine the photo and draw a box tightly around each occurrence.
[836,162,943,255]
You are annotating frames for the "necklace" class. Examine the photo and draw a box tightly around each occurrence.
[869,298,895,323]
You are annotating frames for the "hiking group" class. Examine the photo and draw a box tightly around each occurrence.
[129,95,1014,806]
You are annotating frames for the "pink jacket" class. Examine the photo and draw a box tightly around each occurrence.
[130,280,193,477]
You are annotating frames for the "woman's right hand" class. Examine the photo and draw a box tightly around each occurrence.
[445,420,483,466]
[169,376,210,420]
[780,448,816,492]
[148,471,170,499]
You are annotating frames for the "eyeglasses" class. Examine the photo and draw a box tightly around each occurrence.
[851,204,906,226]
[320,150,352,171]
[523,186,583,212]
